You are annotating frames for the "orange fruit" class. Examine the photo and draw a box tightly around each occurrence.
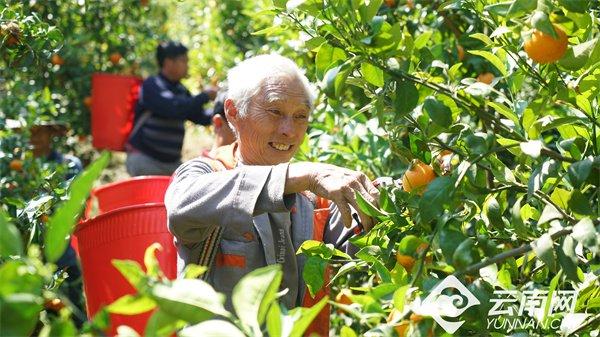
[109,52,122,65]
[410,313,423,323]
[335,288,353,306]
[393,321,409,337]
[141,0,149,6]
[385,0,396,6]
[9,159,23,171]
[407,0,414,9]
[51,54,64,66]
[44,298,65,311]
[396,253,416,272]
[524,24,568,64]
[402,160,436,194]
[1,22,21,47]
[457,44,465,61]
[83,96,92,108]
[477,72,494,84]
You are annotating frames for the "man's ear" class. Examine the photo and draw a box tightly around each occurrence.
[224,98,238,123]
[212,114,223,128]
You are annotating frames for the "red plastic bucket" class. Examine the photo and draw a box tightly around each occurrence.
[91,73,142,151]
[74,203,176,335]
[86,176,171,217]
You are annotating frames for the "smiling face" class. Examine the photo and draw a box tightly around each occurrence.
[228,75,311,165]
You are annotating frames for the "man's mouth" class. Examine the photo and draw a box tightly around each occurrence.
[269,142,293,151]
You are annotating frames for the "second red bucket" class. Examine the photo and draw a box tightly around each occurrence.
[91,73,142,151]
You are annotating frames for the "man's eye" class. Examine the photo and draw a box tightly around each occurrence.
[295,115,308,120]
[267,109,281,115]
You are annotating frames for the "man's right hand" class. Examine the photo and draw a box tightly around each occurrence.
[286,162,379,230]
[203,86,219,100]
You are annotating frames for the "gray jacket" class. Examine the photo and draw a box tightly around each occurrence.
[165,157,355,309]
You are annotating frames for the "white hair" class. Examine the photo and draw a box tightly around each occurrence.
[226,54,315,119]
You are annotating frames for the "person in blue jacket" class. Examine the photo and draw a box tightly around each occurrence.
[126,40,218,176]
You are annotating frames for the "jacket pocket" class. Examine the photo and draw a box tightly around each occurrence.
[210,238,265,295]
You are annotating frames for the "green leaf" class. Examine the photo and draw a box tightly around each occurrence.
[558,0,589,13]
[452,238,480,271]
[423,97,453,128]
[145,309,187,337]
[571,218,598,250]
[152,279,228,324]
[567,158,593,189]
[179,320,246,337]
[106,294,156,315]
[559,38,600,71]
[543,270,562,321]
[288,297,328,337]
[266,303,282,337]
[144,243,162,277]
[484,1,512,15]
[467,50,507,76]
[488,102,519,125]
[340,326,358,337]
[568,190,593,215]
[355,190,388,219]
[0,211,22,257]
[419,176,455,224]
[0,293,43,337]
[538,204,563,225]
[112,260,146,291]
[361,62,384,87]
[556,236,582,282]
[303,256,327,297]
[413,30,433,50]
[182,264,208,279]
[506,0,537,18]
[532,233,556,271]
[394,79,419,116]
[397,235,425,255]
[39,316,76,337]
[315,44,346,80]
[232,265,282,335]
[358,0,383,24]
[531,11,558,39]
[45,151,110,263]
[392,285,409,312]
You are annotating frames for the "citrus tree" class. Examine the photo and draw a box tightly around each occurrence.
[252,0,600,336]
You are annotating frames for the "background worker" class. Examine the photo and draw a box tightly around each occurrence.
[126,40,218,176]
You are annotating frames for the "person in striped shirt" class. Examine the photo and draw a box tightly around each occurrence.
[126,40,218,176]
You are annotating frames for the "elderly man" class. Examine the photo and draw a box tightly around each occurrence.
[165,54,378,332]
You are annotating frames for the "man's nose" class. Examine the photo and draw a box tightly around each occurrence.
[278,116,295,137]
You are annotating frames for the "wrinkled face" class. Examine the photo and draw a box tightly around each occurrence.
[164,54,189,81]
[231,76,311,165]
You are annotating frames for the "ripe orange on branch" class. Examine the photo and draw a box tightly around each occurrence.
[402,160,436,194]
[477,72,494,85]
[396,253,416,272]
[1,21,21,47]
[9,159,23,171]
[109,52,122,65]
[51,54,64,66]
[524,24,568,64]
[83,96,92,108]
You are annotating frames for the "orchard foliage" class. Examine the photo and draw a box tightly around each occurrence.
[256,0,600,335]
